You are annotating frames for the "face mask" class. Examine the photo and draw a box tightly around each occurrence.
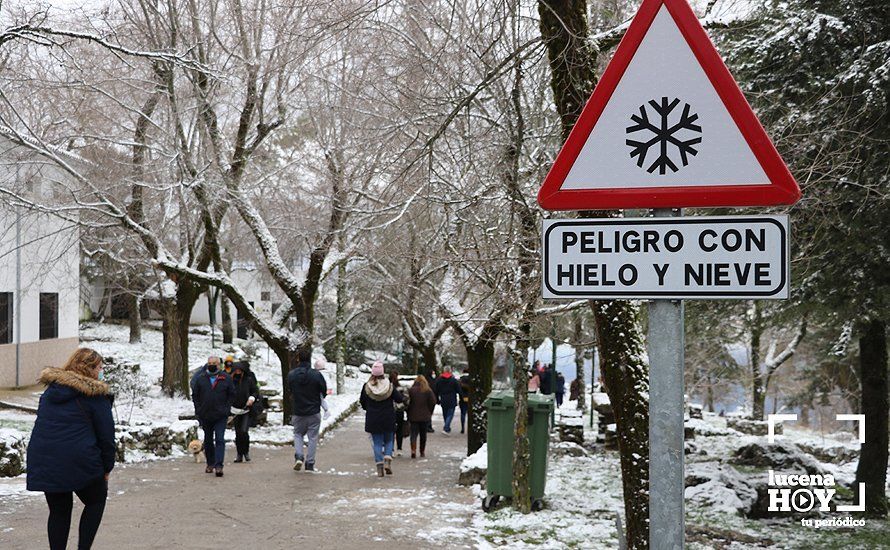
[207,365,219,374]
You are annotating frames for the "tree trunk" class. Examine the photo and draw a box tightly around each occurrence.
[466,340,495,455]
[421,346,438,381]
[127,294,141,344]
[705,372,715,413]
[511,347,532,513]
[855,318,888,517]
[591,300,650,549]
[276,346,294,422]
[799,402,810,428]
[161,281,201,398]
[550,319,558,369]
[220,293,233,344]
[538,1,650,545]
[335,242,347,394]
[750,302,765,420]
[573,310,586,412]
[161,302,188,397]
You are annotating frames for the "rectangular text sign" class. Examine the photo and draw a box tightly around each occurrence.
[542,215,789,299]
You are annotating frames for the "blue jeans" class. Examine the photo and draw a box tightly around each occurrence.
[370,432,394,463]
[201,417,227,468]
[459,402,468,432]
[442,405,456,433]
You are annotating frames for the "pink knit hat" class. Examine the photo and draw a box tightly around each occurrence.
[371,361,384,377]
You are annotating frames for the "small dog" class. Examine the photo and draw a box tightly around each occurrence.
[187,439,205,463]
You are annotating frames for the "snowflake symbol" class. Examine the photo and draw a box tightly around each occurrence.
[626,97,702,175]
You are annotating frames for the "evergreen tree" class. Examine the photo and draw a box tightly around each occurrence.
[721,0,889,516]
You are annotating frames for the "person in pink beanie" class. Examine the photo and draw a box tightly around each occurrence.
[359,361,404,477]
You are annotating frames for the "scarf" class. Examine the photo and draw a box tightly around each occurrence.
[364,378,393,401]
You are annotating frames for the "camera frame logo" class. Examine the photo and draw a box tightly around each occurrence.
[766,413,866,529]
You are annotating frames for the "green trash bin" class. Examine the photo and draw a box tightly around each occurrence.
[482,390,554,511]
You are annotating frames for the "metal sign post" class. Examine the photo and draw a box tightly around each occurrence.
[648,208,685,549]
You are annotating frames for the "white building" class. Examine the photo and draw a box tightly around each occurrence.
[86,262,287,339]
[190,264,284,337]
[0,132,81,388]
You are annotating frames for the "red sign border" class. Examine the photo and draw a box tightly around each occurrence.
[537,0,801,211]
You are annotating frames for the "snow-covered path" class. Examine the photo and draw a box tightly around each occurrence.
[0,413,476,549]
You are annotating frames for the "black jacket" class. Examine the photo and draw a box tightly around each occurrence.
[287,362,327,416]
[193,371,235,423]
[433,374,461,409]
[359,380,404,434]
[540,369,553,395]
[27,368,115,493]
[459,374,470,406]
[232,366,260,409]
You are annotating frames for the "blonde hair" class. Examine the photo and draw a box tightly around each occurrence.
[413,375,431,393]
[63,348,103,378]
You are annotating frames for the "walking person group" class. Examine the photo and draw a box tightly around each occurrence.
[24,345,466,549]
[358,362,470,474]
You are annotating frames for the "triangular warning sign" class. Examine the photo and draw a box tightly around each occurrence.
[537,0,801,210]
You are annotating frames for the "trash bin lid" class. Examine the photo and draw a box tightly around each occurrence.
[484,390,555,411]
[527,392,555,412]
[484,389,514,409]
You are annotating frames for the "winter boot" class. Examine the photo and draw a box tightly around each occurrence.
[410,443,417,459]
[215,467,224,478]
[305,463,315,472]
[205,466,214,474]
[376,462,385,477]
[420,447,426,458]
[234,454,244,463]
[244,453,251,462]
[383,456,393,475]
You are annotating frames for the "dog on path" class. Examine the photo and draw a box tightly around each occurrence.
[187,439,205,463]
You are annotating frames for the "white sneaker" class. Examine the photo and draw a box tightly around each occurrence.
[396,450,403,457]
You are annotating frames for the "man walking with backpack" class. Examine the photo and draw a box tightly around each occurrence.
[287,348,327,472]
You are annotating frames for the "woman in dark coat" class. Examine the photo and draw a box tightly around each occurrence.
[230,361,260,463]
[27,348,115,550]
[407,375,436,459]
[359,362,403,477]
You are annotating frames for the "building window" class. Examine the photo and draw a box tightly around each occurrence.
[39,293,58,340]
[260,291,271,302]
[0,292,11,344]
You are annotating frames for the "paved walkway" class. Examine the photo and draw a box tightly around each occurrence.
[0,414,477,549]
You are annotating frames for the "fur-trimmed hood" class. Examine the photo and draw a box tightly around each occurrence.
[39,367,109,398]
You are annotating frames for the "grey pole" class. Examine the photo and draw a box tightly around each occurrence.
[648,207,685,549]
[14,206,21,388]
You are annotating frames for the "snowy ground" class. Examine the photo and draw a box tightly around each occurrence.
[464,399,889,549]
